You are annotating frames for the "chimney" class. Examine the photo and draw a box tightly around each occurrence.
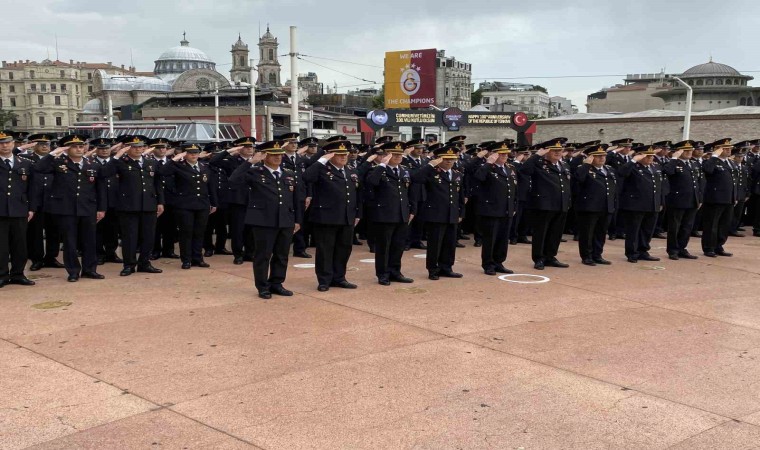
[1,61,5,68]
[107,61,111,66]
[25,59,29,63]
[120,64,124,70]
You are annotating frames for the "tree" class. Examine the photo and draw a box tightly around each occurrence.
[531,85,548,94]
[372,86,385,109]
[0,109,18,128]
[471,88,483,106]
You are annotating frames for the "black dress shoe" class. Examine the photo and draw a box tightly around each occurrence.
[455,242,466,248]
[137,264,162,273]
[439,270,463,278]
[484,269,497,275]
[97,256,106,265]
[181,262,191,269]
[390,275,414,283]
[716,250,733,257]
[404,245,411,251]
[592,258,611,265]
[106,255,123,264]
[608,235,617,241]
[428,273,440,280]
[331,280,357,289]
[458,235,470,240]
[581,259,596,266]
[293,251,312,258]
[703,252,717,258]
[678,251,698,260]
[216,249,233,255]
[233,256,244,265]
[545,259,569,268]
[627,257,638,263]
[517,237,531,244]
[495,265,513,274]
[560,238,568,243]
[691,231,703,238]
[149,253,159,261]
[410,243,427,250]
[270,286,293,296]
[203,249,214,258]
[67,275,79,282]
[259,291,272,299]
[120,267,134,276]
[378,278,391,286]
[317,284,329,292]
[729,231,745,238]
[534,261,545,270]
[754,231,760,237]
[8,277,35,286]
[639,254,660,262]
[509,238,517,245]
[29,261,44,271]
[0,279,6,287]
[737,227,746,232]
[473,241,482,247]
[81,271,105,279]
[44,259,65,269]
[668,254,679,261]
[243,255,254,262]
[353,239,363,246]
[192,261,210,268]
[653,232,666,239]
[162,253,180,259]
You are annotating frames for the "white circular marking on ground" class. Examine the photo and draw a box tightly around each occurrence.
[359,258,375,263]
[639,265,666,271]
[413,254,427,259]
[498,274,551,284]
[293,263,315,269]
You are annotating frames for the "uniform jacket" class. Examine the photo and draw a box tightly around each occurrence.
[158,160,218,210]
[410,164,465,224]
[102,155,164,212]
[33,154,107,216]
[663,158,702,209]
[520,154,572,212]
[512,160,532,202]
[702,157,737,205]
[303,160,362,225]
[90,156,120,209]
[573,164,617,213]
[229,162,303,228]
[472,162,517,218]
[209,151,250,205]
[18,152,53,213]
[365,164,415,223]
[0,155,34,217]
[618,161,664,212]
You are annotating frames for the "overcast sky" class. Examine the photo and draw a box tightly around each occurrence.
[3,0,758,112]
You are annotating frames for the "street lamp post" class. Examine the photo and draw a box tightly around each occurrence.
[672,76,692,140]
[249,58,257,139]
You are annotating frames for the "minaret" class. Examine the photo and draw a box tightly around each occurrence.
[230,34,250,84]
[257,25,281,87]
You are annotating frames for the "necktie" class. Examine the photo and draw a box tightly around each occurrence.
[444,171,450,181]
[393,167,399,178]
[4,159,11,169]
[291,155,296,165]
[273,171,280,181]
[78,162,82,170]
[193,165,199,173]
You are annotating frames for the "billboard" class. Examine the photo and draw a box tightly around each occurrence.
[384,49,437,109]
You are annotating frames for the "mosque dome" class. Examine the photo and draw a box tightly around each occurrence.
[154,34,216,75]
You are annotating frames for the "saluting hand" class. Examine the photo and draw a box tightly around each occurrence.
[50,147,67,157]
[297,146,309,155]
[486,153,499,164]
[429,157,443,167]
[322,152,337,161]
[366,154,378,163]
[671,150,684,160]
[583,155,594,165]
[712,148,724,158]
[198,151,211,159]
[172,152,186,162]
[536,148,549,157]
[632,154,646,163]
[477,150,489,159]
[514,153,527,163]
[228,146,243,155]
[249,152,266,164]
[608,145,620,153]
[379,153,392,165]
[20,143,35,150]
[114,146,128,159]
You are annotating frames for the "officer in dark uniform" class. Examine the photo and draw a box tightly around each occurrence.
[230,140,303,299]
[411,144,465,280]
[159,143,218,269]
[21,133,63,271]
[89,137,122,265]
[618,144,664,263]
[148,138,179,260]
[510,145,533,245]
[472,141,517,275]
[690,141,707,237]
[729,142,750,237]
[606,138,634,240]
[701,139,737,257]
[104,136,164,276]
[303,140,362,291]
[663,140,702,260]
[11,131,31,155]
[0,130,35,287]
[403,139,429,250]
[209,136,256,264]
[356,146,387,252]
[651,140,672,239]
[281,134,312,258]
[33,135,107,282]
[365,141,415,285]
[521,138,572,270]
[574,144,617,266]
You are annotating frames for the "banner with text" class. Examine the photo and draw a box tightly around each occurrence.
[384,49,437,109]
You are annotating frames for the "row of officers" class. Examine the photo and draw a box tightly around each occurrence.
[0,130,757,298]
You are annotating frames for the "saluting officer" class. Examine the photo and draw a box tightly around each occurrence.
[521,138,572,270]
[148,138,178,260]
[574,144,616,266]
[728,142,750,237]
[229,140,303,299]
[159,143,218,269]
[0,130,35,287]
[280,133,312,258]
[509,145,533,245]
[33,135,107,282]
[701,139,737,257]
[402,139,428,250]
[303,140,361,292]
[662,140,702,260]
[104,136,164,276]
[365,141,415,285]
[89,137,122,265]
[605,138,634,241]
[617,144,664,263]
[411,144,465,280]
[472,141,517,275]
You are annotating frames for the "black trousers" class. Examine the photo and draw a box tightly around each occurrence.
[425,221,457,273]
[119,211,157,268]
[96,208,119,258]
[0,216,28,280]
[175,208,209,264]
[701,203,733,253]
[27,211,60,263]
[666,207,697,255]
[251,225,293,292]
[292,227,307,254]
[227,204,252,258]
[527,209,567,263]
[509,201,526,240]
[57,214,97,276]
[203,205,228,252]
[478,215,512,270]
[621,210,657,259]
[154,205,177,256]
[372,221,408,278]
[576,211,609,260]
[406,204,426,246]
[312,223,354,286]
[732,199,747,232]
[749,195,760,232]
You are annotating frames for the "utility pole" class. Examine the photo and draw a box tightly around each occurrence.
[249,58,257,139]
[214,82,220,142]
[672,77,692,139]
[289,26,300,135]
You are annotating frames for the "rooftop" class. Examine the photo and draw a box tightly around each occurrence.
[540,105,760,121]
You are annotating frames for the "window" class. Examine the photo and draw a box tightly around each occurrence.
[688,80,693,85]
[50,84,56,92]
[60,70,65,78]
[38,116,45,126]
[87,72,92,80]
[716,79,723,85]
[41,83,46,92]
[61,84,66,92]
[9,85,14,93]
[54,96,61,105]
[29,70,35,79]
[11,119,17,127]
[30,83,36,91]
[269,49,274,60]
[706,79,714,85]
[483,97,490,105]
[740,98,746,105]
[55,116,62,126]
[269,72,276,85]
[696,80,703,86]
[8,72,13,80]
[10,98,16,107]
[239,56,245,66]
[37,95,43,105]
[87,86,92,94]
[749,98,754,106]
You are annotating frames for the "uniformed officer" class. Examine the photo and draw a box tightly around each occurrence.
[0,130,35,287]
[365,141,415,285]
[303,140,361,291]
[159,143,218,269]
[728,141,750,237]
[701,139,737,257]
[33,135,107,282]
[411,144,465,280]
[209,136,256,264]
[574,144,617,266]
[11,131,31,155]
[229,140,303,299]
[356,146,387,252]
[750,140,760,237]
[281,133,312,258]
[521,138,572,270]
[662,140,702,260]
[509,145,533,245]
[105,136,164,276]
[402,139,429,250]
[89,137,122,265]
[618,144,664,263]
[472,141,517,275]
[606,138,634,240]
[147,138,178,260]
[21,133,63,270]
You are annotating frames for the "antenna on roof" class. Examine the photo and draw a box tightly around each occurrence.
[55,34,59,60]
[709,54,713,63]
[130,48,134,69]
